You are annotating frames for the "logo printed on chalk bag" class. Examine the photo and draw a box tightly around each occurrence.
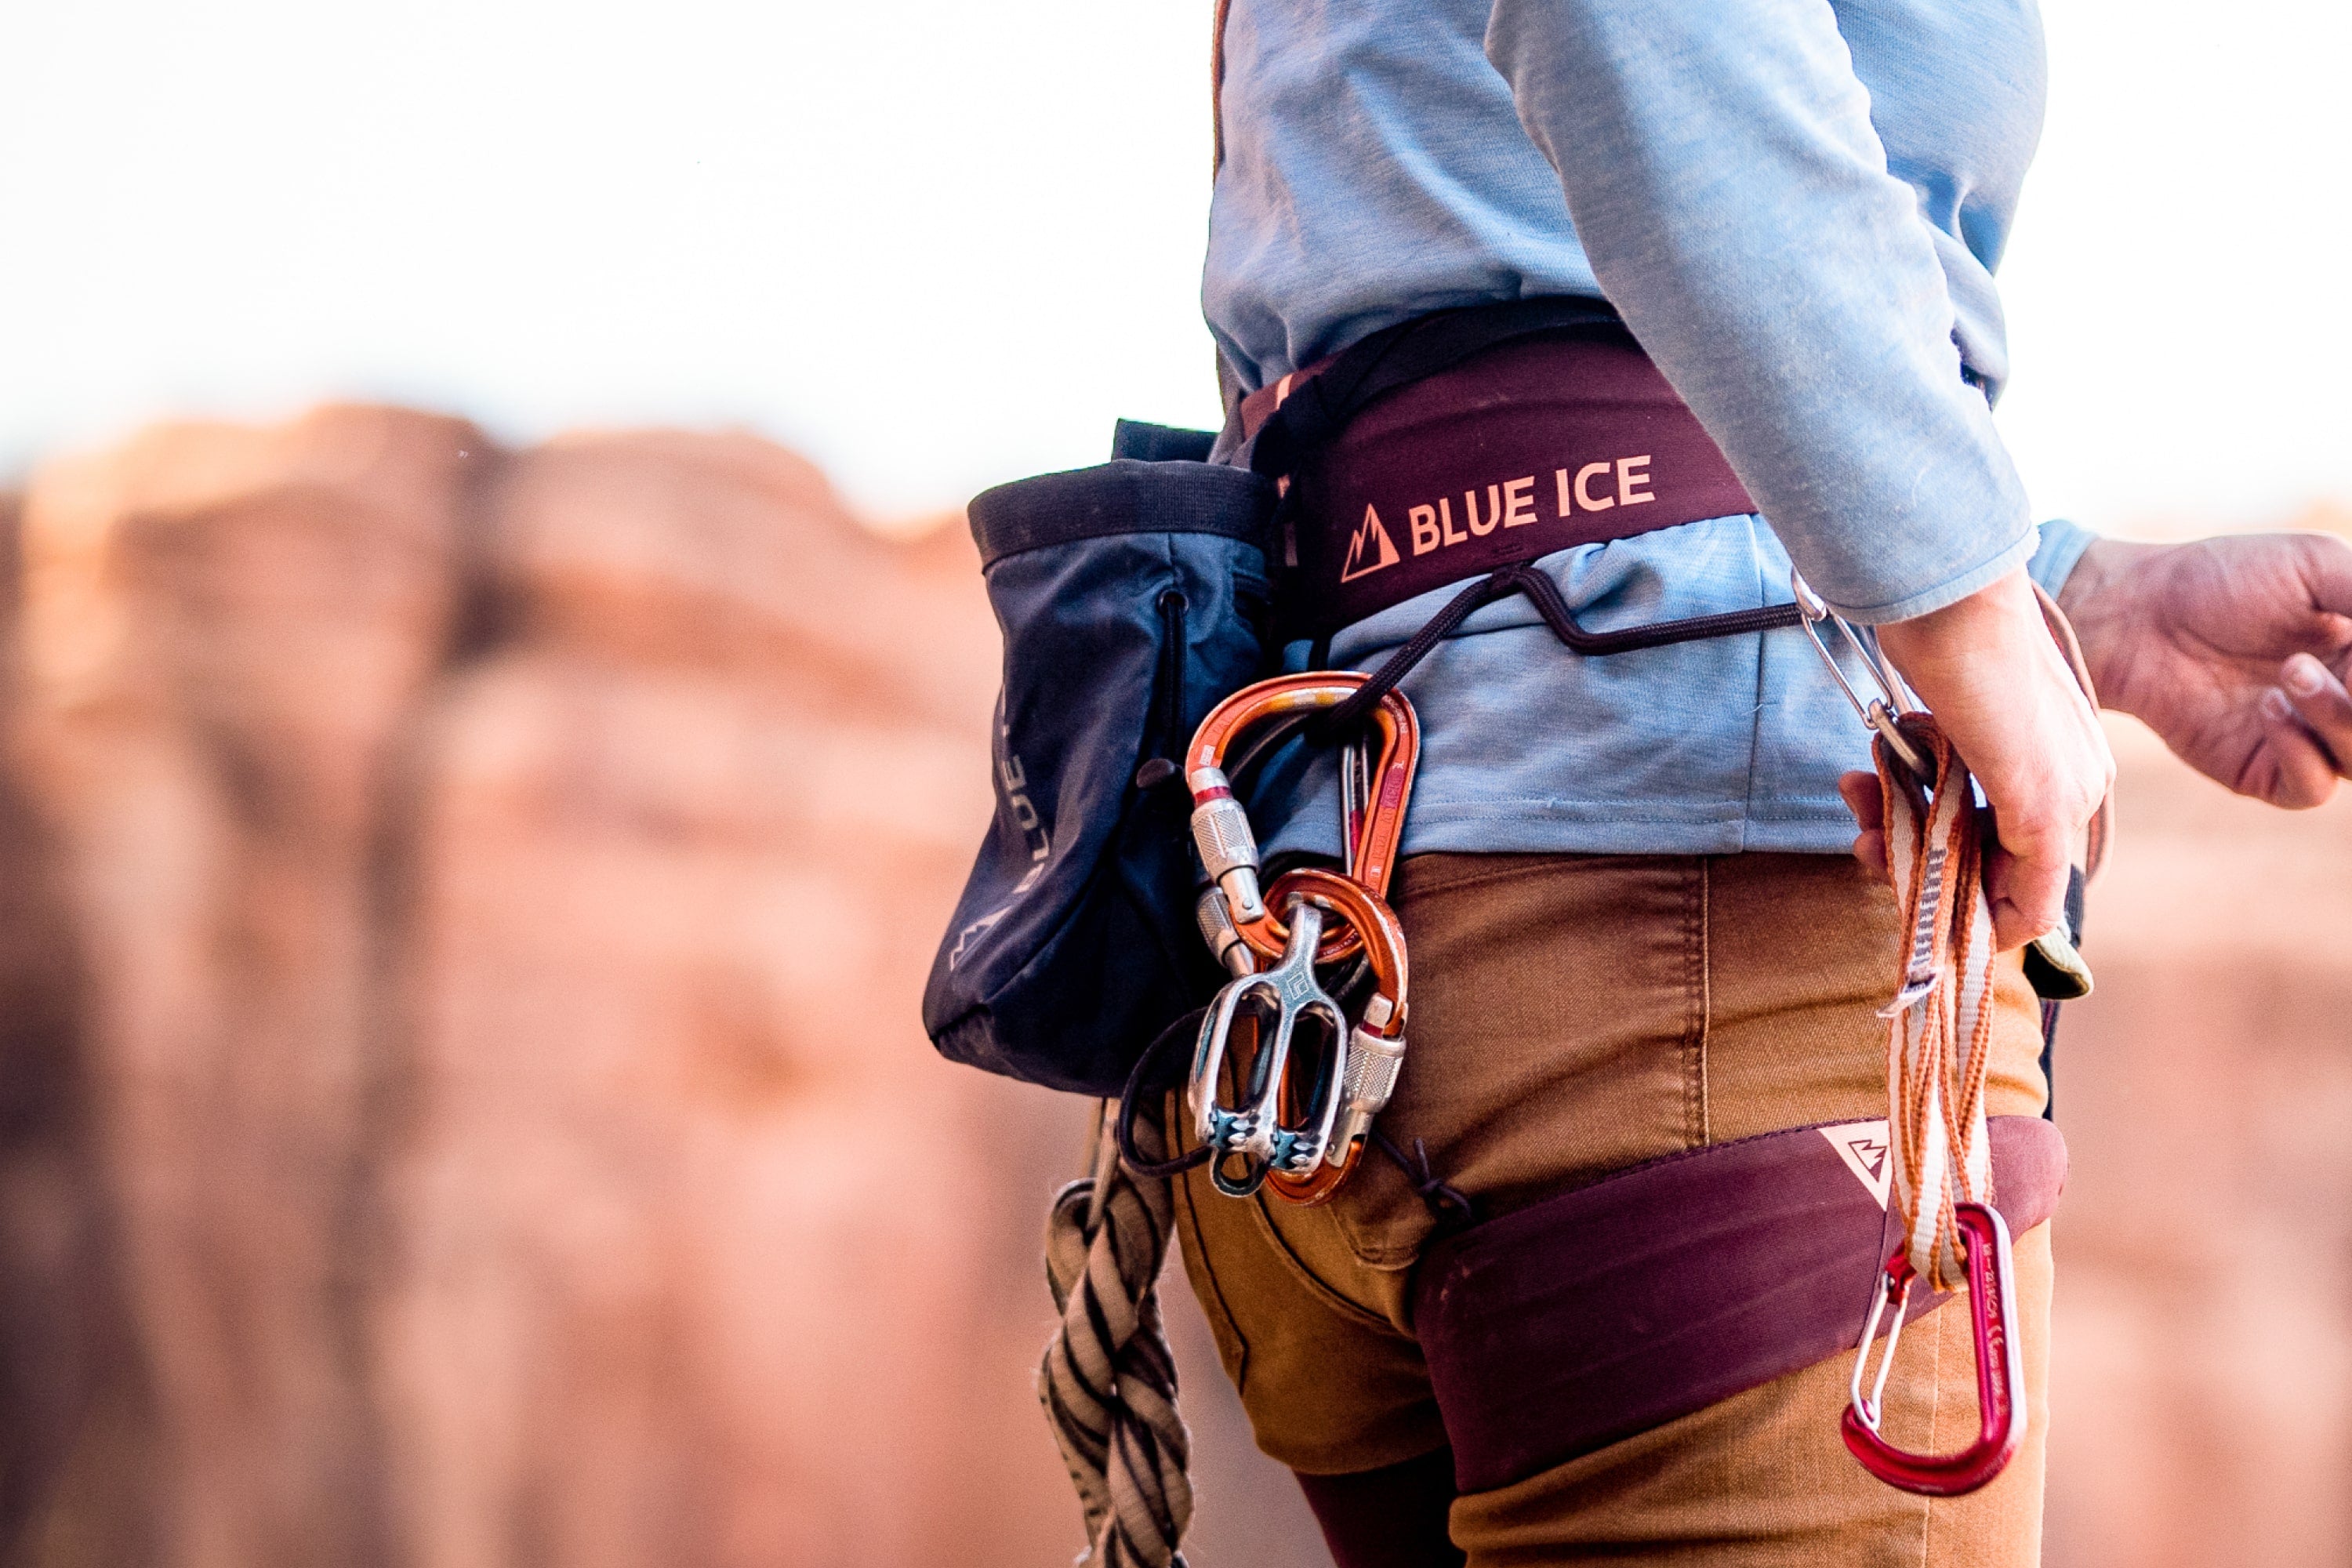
[1338,505,1401,583]
[1819,1120,1893,1210]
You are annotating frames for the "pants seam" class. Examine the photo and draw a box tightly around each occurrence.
[1690,857,1711,1148]
[1246,1192,1412,1336]
[1918,1283,1948,1566]
[1167,1097,1254,1392]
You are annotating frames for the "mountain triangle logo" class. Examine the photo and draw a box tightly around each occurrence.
[1818,1120,1893,1210]
[1339,505,1400,583]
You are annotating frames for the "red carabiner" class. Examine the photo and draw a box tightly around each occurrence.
[1842,1202,2025,1497]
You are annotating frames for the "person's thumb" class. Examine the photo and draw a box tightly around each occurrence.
[1980,827,2070,952]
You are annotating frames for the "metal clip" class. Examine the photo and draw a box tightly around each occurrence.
[1257,868,1410,1206]
[1189,901,1348,1197]
[1842,1202,2027,1497]
[1791,571,1934,783]
[1329,1023,1406,1161]
[1181,672,1421,965]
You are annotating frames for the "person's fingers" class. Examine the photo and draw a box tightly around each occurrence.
[2296,532,2352,620]
[2256,682,2345,808]
[1837,770,1883,830]
[2278,653,2352,773]
[1837,770,1889,880]
[1981,835,2071,953]
[1852,829,1888,883]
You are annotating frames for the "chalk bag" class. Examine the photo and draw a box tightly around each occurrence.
[924,423,1278,1095]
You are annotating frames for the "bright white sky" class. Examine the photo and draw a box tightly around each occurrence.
[2,0,2346,533]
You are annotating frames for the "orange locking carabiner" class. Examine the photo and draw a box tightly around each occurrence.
[1184,673,1420,964]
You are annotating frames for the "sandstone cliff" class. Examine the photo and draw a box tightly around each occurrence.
[0,408,1325,1568]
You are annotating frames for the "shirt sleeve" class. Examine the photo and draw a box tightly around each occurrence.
[1486,0,2035,623]
[2028,518,2099,599]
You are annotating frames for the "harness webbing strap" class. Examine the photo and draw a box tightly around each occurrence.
[1414,1114,2066,1494]
[1241,297,1630,480]
[1875,721,1999,1290]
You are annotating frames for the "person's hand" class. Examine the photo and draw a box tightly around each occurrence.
[1835,566,2114,952]
[2056,533,2352,807]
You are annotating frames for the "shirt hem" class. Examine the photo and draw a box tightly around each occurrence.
[1381,800,1863,858]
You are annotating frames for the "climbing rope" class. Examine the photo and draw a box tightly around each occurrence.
[1040,1102,1194,1568]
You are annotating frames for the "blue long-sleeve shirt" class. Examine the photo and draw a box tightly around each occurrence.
[1208,0,2098,859]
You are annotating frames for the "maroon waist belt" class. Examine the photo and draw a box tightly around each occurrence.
[1411,1114,2066,1494]
[1241,322,1759,637]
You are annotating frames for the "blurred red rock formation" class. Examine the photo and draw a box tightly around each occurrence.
[0,407,1322,1568]
[0,405,2347,1568]
[10,407,479,1567]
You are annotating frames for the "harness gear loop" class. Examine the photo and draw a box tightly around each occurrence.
[1041,1103,1195,1567]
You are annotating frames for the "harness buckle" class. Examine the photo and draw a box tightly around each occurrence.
[1842,1202,2027,1497]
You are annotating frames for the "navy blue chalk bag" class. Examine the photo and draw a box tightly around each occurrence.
[923,424,1279,1095]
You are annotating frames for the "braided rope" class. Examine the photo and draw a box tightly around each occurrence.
[1876,723,1998,1291]
[1040,1102,1193,1568]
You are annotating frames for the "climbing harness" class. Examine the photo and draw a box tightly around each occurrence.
[1413,1114,2066,1495]
[942,300,2115,1560]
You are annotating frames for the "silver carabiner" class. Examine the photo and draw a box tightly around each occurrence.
[1338,732,1372,880]
[1188,900,1350,1196]
[1791,570,1934,782]
[1848,1256,1916,1433]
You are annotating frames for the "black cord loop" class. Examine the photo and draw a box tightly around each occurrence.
[1116,1007,1215,1178]
[1370,1127,1479,1234]
[1305,563,1806,746]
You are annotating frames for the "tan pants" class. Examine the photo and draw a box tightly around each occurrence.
[1170,851,2053,1566]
